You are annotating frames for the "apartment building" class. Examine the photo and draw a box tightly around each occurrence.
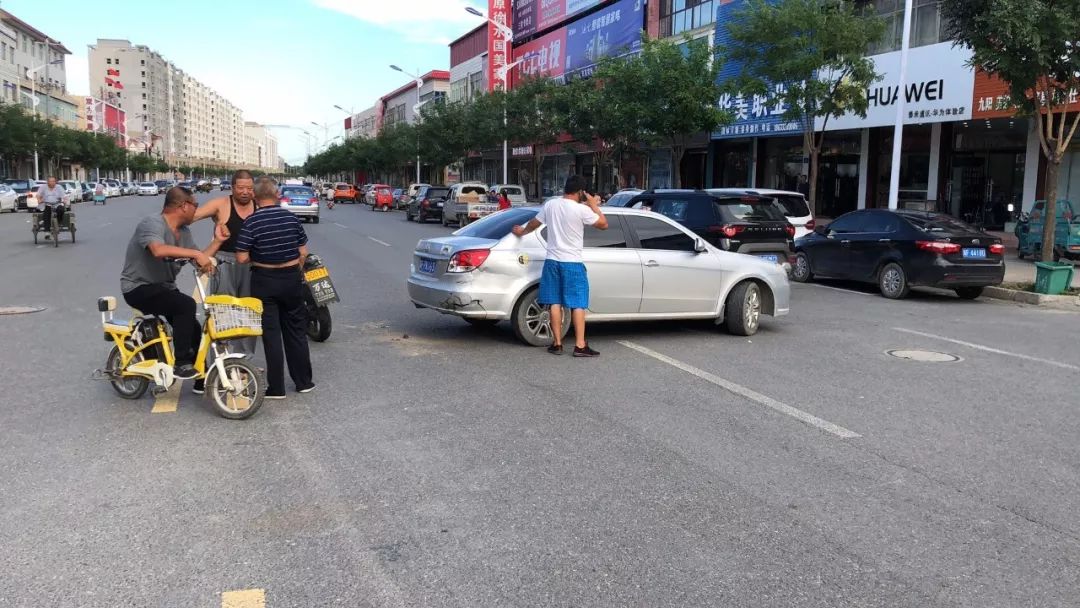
[244,121,280,172]
[89,38,248,167]
[0,9,72,123]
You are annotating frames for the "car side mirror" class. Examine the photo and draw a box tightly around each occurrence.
[814,224,829,236]
[694,238,708,254]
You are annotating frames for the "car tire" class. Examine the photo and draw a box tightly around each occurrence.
[955,287,983,300]
[312,217,320,224]
[724,281,762,336]
[405,210,412,221]
[511,287,571,347]
[878,262,910,299]
[791,252,813,283]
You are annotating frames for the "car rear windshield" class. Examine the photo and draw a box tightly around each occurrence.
[425,188,450,199]
[769,194,811,217]
[714,197,789,222]
[459,186,488,195]
[456,208,538,239]
[4,180,31,190]
[901,213,978,233]
[335,184,349,189]
[141,182,155,187]
[500,187,524,196]
[282,187,315,197]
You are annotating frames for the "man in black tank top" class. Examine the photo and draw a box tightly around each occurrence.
[192,170,259,369]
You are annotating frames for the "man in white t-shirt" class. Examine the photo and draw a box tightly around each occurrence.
[512,175,608,357]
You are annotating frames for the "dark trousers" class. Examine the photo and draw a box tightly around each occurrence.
[123,284,200,366]
[251,267,312,395]
[41,205,65,231]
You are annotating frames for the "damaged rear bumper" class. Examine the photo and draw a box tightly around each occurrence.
[407,279,511,320]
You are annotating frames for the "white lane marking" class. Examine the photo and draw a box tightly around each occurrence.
[368,236,391,247]
[619,340,861,439]
[803,283,874,297]
[333,222,348,228]
[892,327,1080,371]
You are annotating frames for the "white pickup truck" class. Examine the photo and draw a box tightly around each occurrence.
[442,183,497,227]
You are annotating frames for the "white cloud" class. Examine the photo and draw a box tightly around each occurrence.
[64,53,90,97]
[312,0,485,44]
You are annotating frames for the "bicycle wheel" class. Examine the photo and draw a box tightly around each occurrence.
[105,346,150,400]
[205,358,264,419]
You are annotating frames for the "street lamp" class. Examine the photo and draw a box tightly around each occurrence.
[467,6,518,184]
[390,65,425,185]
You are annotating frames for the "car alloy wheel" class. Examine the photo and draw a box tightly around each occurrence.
[879,263,910,299]
[792,253,812,282]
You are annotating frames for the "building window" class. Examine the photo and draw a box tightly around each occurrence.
[106,58,112,65]
[141,59,145,65]
[659,0,716,38]
[468,71,483,101]
[870,0,945,54]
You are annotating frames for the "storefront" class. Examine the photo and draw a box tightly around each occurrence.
[540,153,575,198]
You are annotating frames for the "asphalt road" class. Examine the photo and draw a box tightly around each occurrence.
[1,193,1078,607]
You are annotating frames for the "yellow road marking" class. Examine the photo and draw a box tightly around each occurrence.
[221,589,266,608]
[150,382,182,413]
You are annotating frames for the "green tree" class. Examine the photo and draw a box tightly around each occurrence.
[942,0,1080,261]
[503,77,564,197]
[721,0,885,214]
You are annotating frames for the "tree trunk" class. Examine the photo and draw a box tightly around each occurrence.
[672,145,685,189]
[807,146,820,217]
[1041,155,1061,262]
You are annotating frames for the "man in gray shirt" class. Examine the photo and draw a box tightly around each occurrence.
[121,187,224,379]
[36,176,68,237]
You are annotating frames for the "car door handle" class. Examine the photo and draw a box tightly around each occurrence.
[644,260,660,267]
[841,240,851,246]
[878,238,892,243]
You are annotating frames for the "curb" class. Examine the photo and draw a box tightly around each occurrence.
[983,286,1080,309]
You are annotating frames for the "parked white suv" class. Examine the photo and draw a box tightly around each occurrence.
[711,188,815,239]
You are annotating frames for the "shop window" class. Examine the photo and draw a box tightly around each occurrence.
[870,0,946,54]
[660,0,717,38]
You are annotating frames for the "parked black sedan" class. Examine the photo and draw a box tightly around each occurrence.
[791,209,1005,299]
[405,185,450,223]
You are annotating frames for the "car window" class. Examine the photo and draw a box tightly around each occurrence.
[583,219,628,248]
[456,208,538,239]
[714,197,788,222]
[627,216,696,252]
[426,188,450,199]
[501,186,524,196]
[770,194,811,217]
[650,198,693,222]
[460,185,487,195]
[825,212,866,233]
[900,213,978,233]
[282,187,314,197]
[862,212,902,233]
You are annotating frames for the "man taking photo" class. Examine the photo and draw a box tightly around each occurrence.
[121,186,225,379]
[512,175,608,357]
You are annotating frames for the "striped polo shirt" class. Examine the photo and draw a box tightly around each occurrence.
[235,205,308,264]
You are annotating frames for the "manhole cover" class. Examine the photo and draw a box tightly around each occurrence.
[0,306,45,315]
[886,349,961,363]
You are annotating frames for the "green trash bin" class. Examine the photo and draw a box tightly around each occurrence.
[1034,261,1075,295]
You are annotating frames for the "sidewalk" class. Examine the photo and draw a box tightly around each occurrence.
[988,231,1080,288]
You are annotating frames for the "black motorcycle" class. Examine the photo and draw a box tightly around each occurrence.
[302,254,337,342]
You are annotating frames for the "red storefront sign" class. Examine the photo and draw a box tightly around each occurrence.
[487,0,513,91]
[972,69,1080,119]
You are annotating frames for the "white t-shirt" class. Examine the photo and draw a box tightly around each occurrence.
[534,197,600,263]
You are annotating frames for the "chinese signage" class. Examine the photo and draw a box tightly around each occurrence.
[971,69,1080,119]
[513,0,615,40]
[512,145,534,156]
[514,0,643,83]
[84,97,127,146]
[487,0,513,91]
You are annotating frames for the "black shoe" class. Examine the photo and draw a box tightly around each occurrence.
[297,383,315,394]
[191,379,205,395]
[547,344,563,355]
[173,364,198,379]
[265,393,286,400]
[573,344,599,358]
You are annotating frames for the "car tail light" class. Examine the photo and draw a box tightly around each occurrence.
[784,224,796,238]
[916,240,962,255]
[709,224,744,238]
[280,196,290,203]
[989,243,1005,255]
[310,197,319,204]
[422,200,430,208]
[447,249,490,273]
[804,219,816,230]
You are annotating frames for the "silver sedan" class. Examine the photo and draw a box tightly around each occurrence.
[407,207,790,346]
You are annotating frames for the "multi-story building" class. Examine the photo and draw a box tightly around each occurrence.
[380,70,450,130]
[89,38,248,168]
[243,122,280,172]
[0,9,72,123]
[448,25,487,104]
[345,106,379,140]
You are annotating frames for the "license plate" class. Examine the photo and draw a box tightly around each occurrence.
[304,267,329,282]
[436,202,443,207]
[757,254,780,264]
[962,248,986,259]
[419,258,437,274]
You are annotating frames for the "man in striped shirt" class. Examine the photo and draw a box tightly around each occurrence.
[235,177,314,399]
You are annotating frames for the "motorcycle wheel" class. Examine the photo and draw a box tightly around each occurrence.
[308,305,332,342]
[106,346,150,400]
[205,358,264,420]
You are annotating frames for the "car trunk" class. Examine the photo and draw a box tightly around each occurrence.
[929,230,1002,265]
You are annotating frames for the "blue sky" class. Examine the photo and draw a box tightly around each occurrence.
[7,0,486,163]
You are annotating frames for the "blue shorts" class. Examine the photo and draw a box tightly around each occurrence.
[538,260,589,310]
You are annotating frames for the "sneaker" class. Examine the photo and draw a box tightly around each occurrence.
[297,384,316,394]
[173,364,198,379]
[265,393,286,400]
[573,344,600,358]
[547,344,563,355]
[191,379,205,395]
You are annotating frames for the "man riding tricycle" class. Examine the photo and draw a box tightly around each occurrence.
[32,176,76,246]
